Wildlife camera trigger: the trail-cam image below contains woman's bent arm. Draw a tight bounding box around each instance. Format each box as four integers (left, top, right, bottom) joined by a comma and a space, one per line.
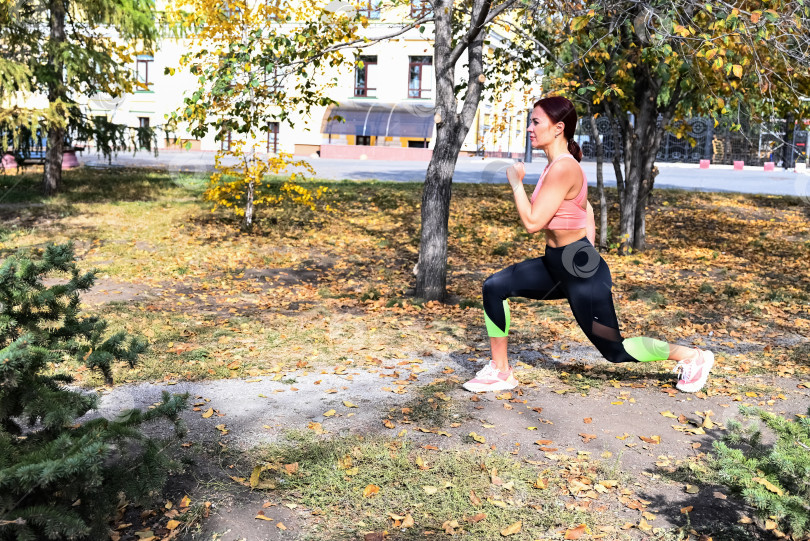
586, 201, 596, 246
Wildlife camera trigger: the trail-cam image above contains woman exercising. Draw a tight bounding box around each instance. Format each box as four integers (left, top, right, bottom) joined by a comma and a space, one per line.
463, 96, 714, 393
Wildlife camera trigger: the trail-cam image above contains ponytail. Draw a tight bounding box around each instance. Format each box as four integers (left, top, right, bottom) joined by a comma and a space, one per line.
567, 139, 582, 162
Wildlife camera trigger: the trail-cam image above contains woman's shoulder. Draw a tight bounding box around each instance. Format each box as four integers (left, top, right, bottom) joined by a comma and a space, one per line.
546, 157, 582, 180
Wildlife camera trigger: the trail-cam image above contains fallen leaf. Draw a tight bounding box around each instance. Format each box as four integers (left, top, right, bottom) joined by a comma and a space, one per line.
467, 513, 486, 523
469, 490, 482, 506
579, 433, 597, 443
249, 466, 262, 488
469, 432, 486, 443
402, 514, 414, 528
363, 484, 380, 498
443, 519, 460, 534
276, 522, 287, 530
500, 521, 522, 536
753, 477, 783, 496
686, 484, 699, 494
583, 417, 592, 424
323, 409, 336, 417
639, 435, 661, 444
681, 506, 693, 514
383, 419, 395, 429
660, 410, 677, 418
565, 524, 587, 539
534, 477, 548, 489
343, 400, 358, 408
202, 408, 214, 419
254, 512, 273, 521
423, 486, 438, 495
713, 491, 727, 500
165, 520, 181, 530
765, 520, 778, 530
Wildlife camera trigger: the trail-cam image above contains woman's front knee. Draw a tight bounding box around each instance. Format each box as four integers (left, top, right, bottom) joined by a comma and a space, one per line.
482, 274, 504, 298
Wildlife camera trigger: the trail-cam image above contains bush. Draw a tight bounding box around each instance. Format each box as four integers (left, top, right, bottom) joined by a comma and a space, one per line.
710, 405, 810, 539
0, 243, 187, 540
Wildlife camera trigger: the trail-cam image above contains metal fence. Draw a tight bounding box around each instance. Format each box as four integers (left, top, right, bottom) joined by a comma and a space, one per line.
572, 116, 808, 167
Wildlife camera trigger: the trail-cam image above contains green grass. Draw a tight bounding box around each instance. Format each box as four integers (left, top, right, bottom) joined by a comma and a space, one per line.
391, 379, 459, 427
252, 431, 615, 540
5, 166, 810, 389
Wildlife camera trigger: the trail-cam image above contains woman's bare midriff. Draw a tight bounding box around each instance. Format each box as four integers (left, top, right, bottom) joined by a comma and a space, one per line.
544, 228, 588, 248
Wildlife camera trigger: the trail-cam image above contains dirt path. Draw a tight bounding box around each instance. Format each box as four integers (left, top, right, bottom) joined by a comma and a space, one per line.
90, 349, 810, 541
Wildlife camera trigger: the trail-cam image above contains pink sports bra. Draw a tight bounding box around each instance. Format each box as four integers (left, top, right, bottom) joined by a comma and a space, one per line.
529, 154, 588, 230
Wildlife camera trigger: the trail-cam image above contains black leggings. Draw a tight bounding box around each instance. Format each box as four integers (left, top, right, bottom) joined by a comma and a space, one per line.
482, 236, 637, 363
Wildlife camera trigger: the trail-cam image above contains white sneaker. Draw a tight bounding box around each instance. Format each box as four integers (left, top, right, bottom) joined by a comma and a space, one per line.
674, 349, 715, 393
462, 362, 519, 393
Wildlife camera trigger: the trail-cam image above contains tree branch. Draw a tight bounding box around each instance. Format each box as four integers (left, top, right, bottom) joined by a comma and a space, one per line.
448, 0, 515, 68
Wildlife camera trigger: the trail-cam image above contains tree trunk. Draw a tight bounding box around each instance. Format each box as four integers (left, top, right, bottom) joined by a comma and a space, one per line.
416, 139, 457, 300
243, 177, 255, 229
783, 113, 795, 170
415, 0, 489, 301
605, 103, 624, 211
618, 79, 666, 255
587, 108, 607, 251
43, 0, 66, 196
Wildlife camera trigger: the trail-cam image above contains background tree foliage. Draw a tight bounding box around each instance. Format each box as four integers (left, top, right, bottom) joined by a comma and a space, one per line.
537, 0, 810, 254
0, 0, 160, 195
165, 0, 429, 229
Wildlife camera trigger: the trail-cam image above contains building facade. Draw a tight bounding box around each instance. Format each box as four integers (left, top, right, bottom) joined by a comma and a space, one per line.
78, 0, 537, 162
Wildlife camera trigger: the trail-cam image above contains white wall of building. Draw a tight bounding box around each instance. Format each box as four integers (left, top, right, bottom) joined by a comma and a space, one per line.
69, 3, 540, 158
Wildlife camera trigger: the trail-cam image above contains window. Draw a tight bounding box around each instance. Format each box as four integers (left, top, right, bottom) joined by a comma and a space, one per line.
357, 0, 382, 19
409, 0, 431, 18
135, 55, 154, 91
356, 135, 372, 145
354, 56, 377, 97
138, 117, 150, 129
408, 56, 432, 99
408, 140, 427, 148
221, 131, 232, 151
267, 122, 279, 154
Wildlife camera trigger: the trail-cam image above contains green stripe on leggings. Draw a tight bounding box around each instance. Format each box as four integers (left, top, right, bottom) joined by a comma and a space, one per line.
485, 300, 510, 337
622, 336, 670, 362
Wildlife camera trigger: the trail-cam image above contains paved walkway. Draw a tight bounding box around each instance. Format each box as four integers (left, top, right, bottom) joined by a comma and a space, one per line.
78, 151, 810, 198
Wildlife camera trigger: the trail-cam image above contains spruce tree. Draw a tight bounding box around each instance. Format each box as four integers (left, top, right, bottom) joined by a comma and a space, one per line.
712, 405, 810, 539
0, 243, 187, 540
